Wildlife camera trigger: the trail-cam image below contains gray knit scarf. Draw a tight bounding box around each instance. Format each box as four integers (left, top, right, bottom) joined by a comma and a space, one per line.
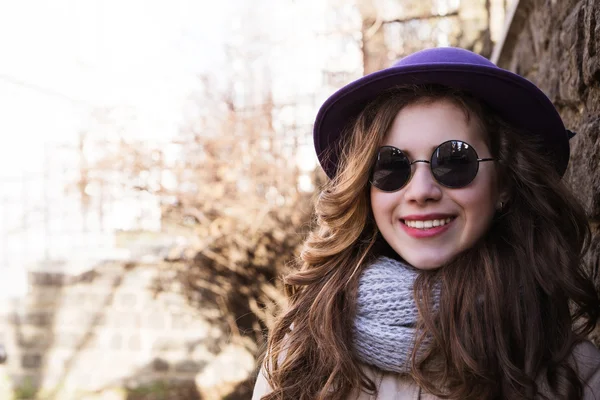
352, 256, 439, 373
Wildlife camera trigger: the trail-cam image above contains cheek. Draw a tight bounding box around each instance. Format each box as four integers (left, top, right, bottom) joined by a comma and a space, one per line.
370, 189, 395, 220
458, 176, 499, 228
462, 193, 496, 220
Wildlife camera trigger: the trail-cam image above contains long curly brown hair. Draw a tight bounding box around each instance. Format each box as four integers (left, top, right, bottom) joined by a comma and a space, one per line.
260, 85, 600, 399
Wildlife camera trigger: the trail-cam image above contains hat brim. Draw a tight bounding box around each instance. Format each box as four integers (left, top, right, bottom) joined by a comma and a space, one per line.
314, 63, 569, 178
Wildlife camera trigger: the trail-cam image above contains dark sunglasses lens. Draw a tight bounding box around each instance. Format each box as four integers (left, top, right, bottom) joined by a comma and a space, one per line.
371, 147, 411, 191
431, 141, 479, 188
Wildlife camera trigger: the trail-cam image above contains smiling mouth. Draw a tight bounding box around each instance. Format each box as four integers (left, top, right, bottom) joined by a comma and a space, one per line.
401, 217, 456, 230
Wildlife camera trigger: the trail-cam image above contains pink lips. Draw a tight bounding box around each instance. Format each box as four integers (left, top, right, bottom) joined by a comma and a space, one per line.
400, 214, 455, 239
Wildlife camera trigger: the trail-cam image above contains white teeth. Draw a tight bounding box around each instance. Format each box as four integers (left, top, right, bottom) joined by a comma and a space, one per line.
404, 217, 453, 229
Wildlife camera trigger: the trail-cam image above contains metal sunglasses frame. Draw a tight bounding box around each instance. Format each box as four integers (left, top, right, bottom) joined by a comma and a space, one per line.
370, 140, 495, 192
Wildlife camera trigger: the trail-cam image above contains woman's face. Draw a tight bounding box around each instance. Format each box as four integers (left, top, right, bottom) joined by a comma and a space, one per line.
370, 99, 503, 270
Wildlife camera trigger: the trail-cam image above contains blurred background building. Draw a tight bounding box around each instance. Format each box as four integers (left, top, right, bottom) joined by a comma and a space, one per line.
7, 0, 599, 399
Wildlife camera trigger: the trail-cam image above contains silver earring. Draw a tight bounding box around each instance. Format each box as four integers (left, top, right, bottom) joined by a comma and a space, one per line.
498, 201, 504, 210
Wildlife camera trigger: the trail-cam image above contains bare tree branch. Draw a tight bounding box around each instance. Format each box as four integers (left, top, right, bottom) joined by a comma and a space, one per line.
382, 10, 460, 25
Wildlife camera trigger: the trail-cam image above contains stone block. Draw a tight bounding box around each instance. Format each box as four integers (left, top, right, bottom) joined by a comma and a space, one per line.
89, 292, 111, 309
582, 0, 600, 85
152, 357, 170, 372
17, 330, 52, 349
510, 23, 537, 78
557, 3, 585, 104
152, 337, 180, 352
564, 116, 600, 218
110, 334, 123, 350
55, 332, 82, 349
11, 311, 54, 327
46, 350, 70, 371
143, 313, 167, 330
28, 272, 68, 287
548, 0, 585, 25
21, 353, 42, 369
10, 373, 40, 390
171, 313, 194, 330
127, 335, 141, 351
528, 4, 551, 57
56, 309, 100, 327
25, 287, 63, 308
110, 312, 141, 329
92, 275, 122, 289
116, 293, 137, 309
0, 345, 6, 364
60, 292, 86, 306
78, 312, 102, 327
584, 226, 600, 284
174, 359, 206, 374
93, 313, 108, 327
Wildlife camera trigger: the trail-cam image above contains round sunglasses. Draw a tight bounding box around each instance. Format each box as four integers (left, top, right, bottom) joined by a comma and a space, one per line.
370, 140, 495, 192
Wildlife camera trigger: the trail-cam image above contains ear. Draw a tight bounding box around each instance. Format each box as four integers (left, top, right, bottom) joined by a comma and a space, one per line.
496, 189, 511, 211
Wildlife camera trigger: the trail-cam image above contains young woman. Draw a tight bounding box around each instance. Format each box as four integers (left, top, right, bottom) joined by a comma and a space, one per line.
252, 47, 600, 399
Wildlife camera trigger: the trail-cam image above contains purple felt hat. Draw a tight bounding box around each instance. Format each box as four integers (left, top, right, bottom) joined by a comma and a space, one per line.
314, 47, 573, 179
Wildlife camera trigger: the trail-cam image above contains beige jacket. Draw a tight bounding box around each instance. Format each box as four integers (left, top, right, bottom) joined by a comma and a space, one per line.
252, 341, 600, 399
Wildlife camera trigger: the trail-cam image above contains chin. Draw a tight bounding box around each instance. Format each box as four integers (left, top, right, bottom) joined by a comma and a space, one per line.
410, 261, 445, 271
400, 253, 452, 270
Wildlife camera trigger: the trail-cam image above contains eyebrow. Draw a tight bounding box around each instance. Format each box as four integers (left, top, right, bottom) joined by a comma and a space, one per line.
385, 145, 437, 159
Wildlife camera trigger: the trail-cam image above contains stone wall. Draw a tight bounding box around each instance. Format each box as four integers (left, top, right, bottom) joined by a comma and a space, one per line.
494, 0, 600, 341
0, 261, 256, 400
360, 0, 497, 74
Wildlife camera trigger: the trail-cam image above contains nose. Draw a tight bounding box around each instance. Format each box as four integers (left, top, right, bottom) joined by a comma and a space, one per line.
403, 162, 443, 204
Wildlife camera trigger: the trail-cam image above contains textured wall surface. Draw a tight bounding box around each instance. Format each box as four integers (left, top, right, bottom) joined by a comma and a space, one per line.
496, 0, 600, 341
